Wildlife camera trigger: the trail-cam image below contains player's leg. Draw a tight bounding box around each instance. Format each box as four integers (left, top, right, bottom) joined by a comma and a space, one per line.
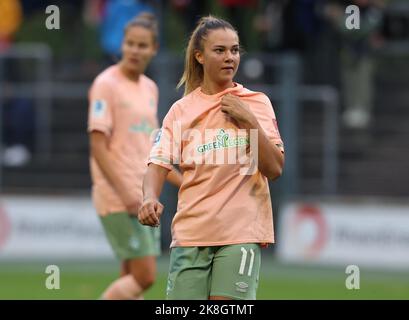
103, 256, 156, 300
102, 272, 144, 300
166, 246, 215, 300
103, 260, 140, 300
120, 260, 129, 277
209, 243, 261, 300
127, 255, 157, 298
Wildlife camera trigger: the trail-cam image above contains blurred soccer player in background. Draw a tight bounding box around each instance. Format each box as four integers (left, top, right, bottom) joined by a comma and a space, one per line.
324, 0, 385, 130
88, 13, 182, 300
138, 16, 284, 300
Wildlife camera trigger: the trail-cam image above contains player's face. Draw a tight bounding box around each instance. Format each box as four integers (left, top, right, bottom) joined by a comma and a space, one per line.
121, 26, 157, 75
195, 28, 240, 87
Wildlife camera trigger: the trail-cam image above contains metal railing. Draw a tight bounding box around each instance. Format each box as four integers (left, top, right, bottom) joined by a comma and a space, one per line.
0, 49, 340, 196
0, 43, 52, 163
247, 83, 339, 196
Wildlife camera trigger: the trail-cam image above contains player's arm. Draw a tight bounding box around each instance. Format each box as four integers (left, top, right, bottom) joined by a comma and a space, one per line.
166, 167, 182, 187
221, 94, 284, 180
138, 163, 169, 227
90, 131, 139, 214
247, 120, 284, 181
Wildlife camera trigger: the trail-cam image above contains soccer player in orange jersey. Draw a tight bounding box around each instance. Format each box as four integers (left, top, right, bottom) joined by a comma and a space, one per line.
138, 16, 284, 300
88, 13, 181, 300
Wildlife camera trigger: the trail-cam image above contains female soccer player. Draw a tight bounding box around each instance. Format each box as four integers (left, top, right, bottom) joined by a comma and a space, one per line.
138, 16, 284, 300
88, 13, 181, 300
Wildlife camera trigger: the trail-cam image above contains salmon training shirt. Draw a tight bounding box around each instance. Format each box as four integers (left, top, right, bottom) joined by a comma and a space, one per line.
149, 83, 284, 247
88, 65, 159, 216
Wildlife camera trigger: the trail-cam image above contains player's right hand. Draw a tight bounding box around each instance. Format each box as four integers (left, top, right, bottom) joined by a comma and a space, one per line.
138, 198, 164, 227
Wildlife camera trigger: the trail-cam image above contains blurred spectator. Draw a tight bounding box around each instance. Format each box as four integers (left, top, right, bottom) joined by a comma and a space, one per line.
324, 0, 385, 130
98, 0, 157, 63
253, 0, 286, 52
280, 0, 325, 53
381, 0, 409, 42
253, 0, 333, 84
83, 0, 106, 26
169, 0, 207, 35
280, 0, 334, 84
2, 96, 34, 167
1, 0, 33, 166
0, 0, 22, 50
218, 0, 259, 50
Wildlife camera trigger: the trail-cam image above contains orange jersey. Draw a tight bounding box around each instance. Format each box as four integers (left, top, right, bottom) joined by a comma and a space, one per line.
88, 65, 159, 216
149, 83, 284, 247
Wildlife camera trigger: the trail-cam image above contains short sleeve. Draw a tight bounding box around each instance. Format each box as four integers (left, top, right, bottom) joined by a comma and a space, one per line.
148, 105, 180, 170
255, 95, 284, 153
87, 78, 114, 136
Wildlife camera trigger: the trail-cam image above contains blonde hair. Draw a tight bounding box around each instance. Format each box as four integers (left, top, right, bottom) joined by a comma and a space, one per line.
124, 12, 159, 43
177, 15, 238, 96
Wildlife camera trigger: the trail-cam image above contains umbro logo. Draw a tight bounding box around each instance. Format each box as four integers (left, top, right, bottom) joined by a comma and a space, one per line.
235, 281, 249, 293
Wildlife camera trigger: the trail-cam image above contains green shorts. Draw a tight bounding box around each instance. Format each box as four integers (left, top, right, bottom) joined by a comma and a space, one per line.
166, 243, 261, 300
99, 212, 161, 260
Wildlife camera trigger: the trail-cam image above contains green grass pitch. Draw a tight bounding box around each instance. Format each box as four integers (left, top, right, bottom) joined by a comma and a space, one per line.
0, 256, 408, 299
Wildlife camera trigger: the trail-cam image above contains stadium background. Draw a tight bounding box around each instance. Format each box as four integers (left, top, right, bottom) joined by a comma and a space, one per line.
1, 0, 409, 299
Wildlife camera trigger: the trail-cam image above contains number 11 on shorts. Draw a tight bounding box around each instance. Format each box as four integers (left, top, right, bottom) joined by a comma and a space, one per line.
239, 247, 255, 276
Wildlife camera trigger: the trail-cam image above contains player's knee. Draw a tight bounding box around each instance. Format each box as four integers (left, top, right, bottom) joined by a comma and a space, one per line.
132, 271, 155, 290
144, 273, 156, 289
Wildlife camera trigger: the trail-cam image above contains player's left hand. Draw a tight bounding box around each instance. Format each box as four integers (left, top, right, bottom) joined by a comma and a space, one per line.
221, 94, 256, 128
